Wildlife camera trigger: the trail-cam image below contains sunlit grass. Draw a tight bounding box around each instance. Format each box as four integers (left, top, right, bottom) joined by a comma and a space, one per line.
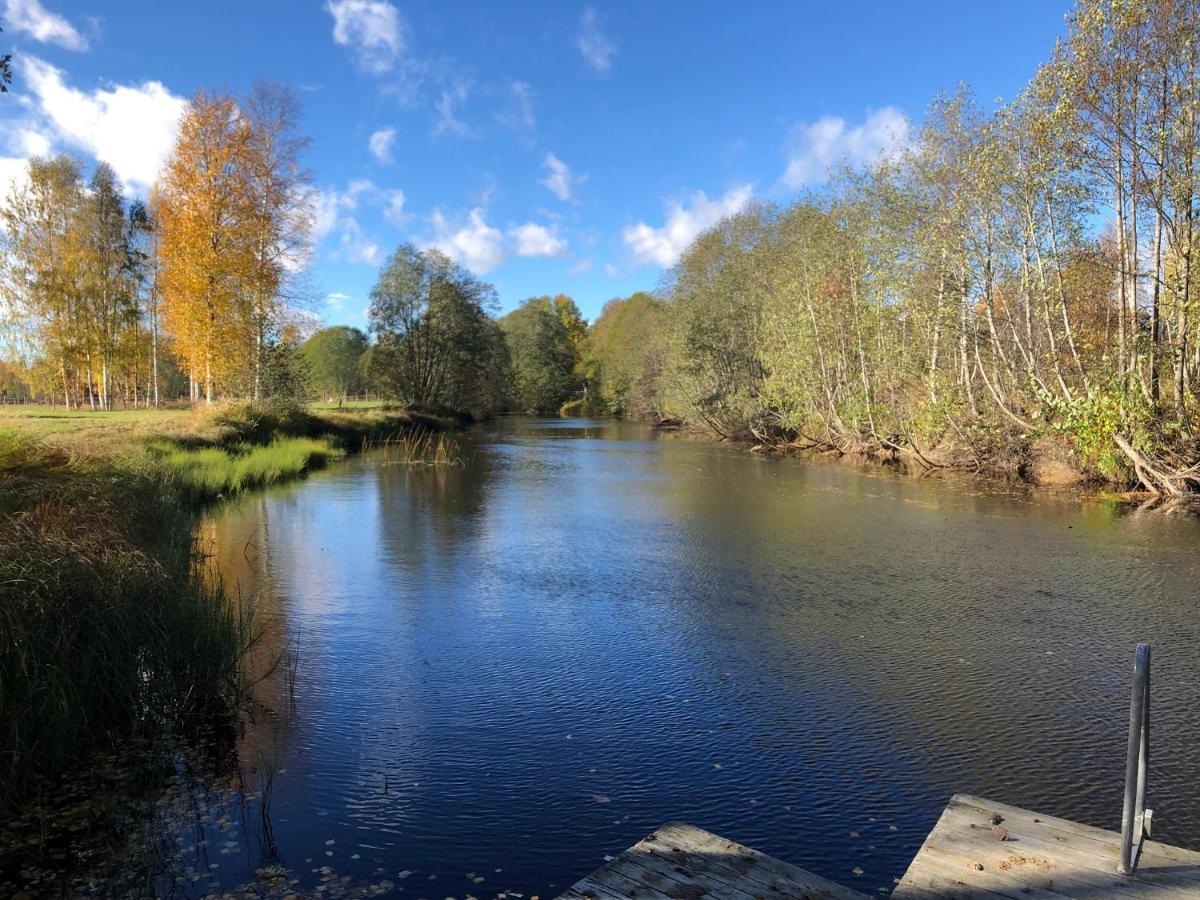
144, 435, 343, 501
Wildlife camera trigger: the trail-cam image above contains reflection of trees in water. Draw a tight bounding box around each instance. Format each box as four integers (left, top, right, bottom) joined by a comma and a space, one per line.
642, 435, 1200, 842
374, 452, 498, 566
197, 495, 298, 872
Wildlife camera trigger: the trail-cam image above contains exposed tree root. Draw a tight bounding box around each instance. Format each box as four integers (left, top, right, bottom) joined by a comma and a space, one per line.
1113, 434, 1200, 498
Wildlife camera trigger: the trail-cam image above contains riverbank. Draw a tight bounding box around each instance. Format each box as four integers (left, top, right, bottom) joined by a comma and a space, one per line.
0, 401, 445, 816
626, 411, 1176, 505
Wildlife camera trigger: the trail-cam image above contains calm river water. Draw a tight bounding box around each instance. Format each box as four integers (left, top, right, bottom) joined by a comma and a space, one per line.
196, 416, 1200, 896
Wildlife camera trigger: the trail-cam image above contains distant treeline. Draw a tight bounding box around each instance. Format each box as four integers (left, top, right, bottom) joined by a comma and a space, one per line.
298, 246, 590, 419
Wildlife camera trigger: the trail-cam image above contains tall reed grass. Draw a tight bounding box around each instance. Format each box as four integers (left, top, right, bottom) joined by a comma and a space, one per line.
365, 427, 469, 466
0, 433, 254, 811
0, 400, 460, 814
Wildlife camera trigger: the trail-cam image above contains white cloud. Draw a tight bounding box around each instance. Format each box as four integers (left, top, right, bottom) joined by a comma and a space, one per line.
622, 184, 753, 268
577, 7, 616, 73
427, 207, 504, 274
337, 224, 381, 265
781, 106, 910, 189
3, 0, 87, 51
540, 152, 583, 202
310, 180, 383, 265
604, 263, 618, 277
569, 258, 594, 275
16, 128, 51, 157
326, 291, 351, 310
311, 182, 365, 241
0, 157, 30, 204
510, 222, 566, 258
19, 56, 187, 193
382, 188, 407, 226
325, 0, 407, 74
500, 80, 535, 132
368, 127, 396, 164
432, 81, 471, 138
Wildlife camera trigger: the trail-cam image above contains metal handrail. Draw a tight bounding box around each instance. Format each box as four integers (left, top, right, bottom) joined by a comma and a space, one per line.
1117, 642, 1152, 875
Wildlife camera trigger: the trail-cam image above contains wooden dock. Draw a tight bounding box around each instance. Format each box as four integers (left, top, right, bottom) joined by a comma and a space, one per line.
556, 821, 869, 900
557, 795, 1200, 900
894, 793, 1200, 898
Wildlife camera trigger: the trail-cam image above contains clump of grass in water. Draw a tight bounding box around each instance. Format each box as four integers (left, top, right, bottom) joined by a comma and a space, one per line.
366, 428, 469, 466
143, 435, 343, 502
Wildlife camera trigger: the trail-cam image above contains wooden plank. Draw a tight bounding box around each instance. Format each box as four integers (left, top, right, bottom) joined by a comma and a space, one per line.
554, 823, 870, 900
936, 802, 1198, 895
648, 822, 867, 900
603, 845, 770, 900
897, 795, 1200, 899
902, 841, 1068, 899
561, 884, 633, 900
892, 868, 1030, 900
557, 800, 1200, 900
578, 863, 677, 900
951, 795, 1200, 868
900, 815, 1150, 899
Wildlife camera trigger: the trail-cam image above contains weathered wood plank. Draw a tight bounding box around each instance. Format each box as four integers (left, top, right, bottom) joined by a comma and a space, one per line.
557, 798, 1200, 900
649, 822, 866, 900
896, 794, 1200, 899
937, 803, 1197, 895
554, 823, 870, 900
951, 795, 1200, 868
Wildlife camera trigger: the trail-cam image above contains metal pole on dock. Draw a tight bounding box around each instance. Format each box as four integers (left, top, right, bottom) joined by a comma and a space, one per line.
1118, 642, 1152, 875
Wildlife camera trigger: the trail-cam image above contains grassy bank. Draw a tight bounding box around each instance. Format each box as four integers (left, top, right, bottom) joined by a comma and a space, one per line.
0, 401, 434, 814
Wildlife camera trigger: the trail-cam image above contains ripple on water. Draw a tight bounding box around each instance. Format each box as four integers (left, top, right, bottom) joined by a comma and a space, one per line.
89, 417, 1200, 895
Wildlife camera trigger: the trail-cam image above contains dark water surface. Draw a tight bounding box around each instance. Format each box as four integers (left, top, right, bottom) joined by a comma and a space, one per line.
197, 417, 1200, 896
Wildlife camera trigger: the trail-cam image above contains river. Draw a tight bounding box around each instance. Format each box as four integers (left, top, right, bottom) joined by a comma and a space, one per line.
193, 416, 1200, 897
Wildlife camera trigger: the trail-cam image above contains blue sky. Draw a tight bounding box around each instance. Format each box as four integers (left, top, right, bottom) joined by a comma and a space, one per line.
0, 0, 1073, 325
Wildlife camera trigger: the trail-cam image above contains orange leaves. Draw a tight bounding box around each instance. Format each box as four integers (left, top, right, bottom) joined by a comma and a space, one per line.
158, 92, 255, 396
156, 85, 309, 400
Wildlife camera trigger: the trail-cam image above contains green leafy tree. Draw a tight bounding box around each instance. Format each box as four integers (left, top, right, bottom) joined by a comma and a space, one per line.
366, 243, 503, 415
586, 292, 667, 416
663, 202, 777, 437
300, 325, 368, 401
499, 297, 578, 413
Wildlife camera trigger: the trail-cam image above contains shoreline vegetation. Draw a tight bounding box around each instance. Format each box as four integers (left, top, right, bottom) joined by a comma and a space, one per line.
0, 400, 451, 819
569, 2, 1200, 499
